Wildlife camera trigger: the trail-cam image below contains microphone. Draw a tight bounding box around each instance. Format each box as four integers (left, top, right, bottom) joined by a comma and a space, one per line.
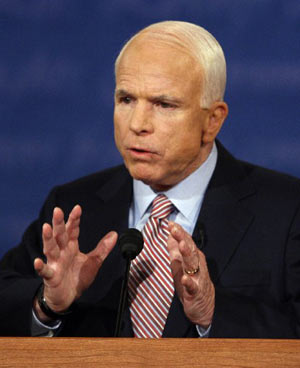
120, 228, 144, 260
114, 228, 143, 337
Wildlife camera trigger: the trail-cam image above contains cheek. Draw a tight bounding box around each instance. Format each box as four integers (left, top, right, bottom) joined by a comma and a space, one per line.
164, 132, 188, 153
113, 119, 124, 152
114, 110, 126, 134
164, 132, 201, 162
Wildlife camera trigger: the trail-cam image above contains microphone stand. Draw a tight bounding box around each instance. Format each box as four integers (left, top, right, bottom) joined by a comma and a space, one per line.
114, 228, 143, 337
114, 257, 131, 337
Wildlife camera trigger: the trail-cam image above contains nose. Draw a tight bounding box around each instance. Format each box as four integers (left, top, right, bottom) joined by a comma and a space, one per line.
129, 101, 153, 135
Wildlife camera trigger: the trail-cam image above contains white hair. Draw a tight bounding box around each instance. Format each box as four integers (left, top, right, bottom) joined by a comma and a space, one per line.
114, 21, 227, 108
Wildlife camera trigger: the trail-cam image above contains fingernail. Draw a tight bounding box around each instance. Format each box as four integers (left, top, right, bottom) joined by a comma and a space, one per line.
173, 224, 179, 233
106, 231, 117, 240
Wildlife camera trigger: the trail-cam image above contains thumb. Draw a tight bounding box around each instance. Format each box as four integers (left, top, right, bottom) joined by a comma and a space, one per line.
88, 231, 118, 266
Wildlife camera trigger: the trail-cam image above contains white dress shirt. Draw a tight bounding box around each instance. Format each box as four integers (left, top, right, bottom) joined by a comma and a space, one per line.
129, 143, 217, 234
129, 143, 217, 337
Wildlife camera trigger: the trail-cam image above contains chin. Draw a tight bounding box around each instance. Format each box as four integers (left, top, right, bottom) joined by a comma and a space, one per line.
125, 162, 173, 190
131, 170, 154, 185
133, 171, 172, 191
127, 165, 156, 185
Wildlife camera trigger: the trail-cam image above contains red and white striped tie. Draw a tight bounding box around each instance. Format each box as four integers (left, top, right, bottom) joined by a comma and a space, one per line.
128, 194, 175, 338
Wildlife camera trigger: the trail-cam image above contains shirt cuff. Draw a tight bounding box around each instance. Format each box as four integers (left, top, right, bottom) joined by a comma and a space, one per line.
31, 308, 62, 337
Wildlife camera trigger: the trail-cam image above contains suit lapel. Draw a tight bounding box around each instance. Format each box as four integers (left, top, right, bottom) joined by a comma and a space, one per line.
200, 142, 256, 282
95, 165, 133, 233
80, 166, 134, 336
199, 189, 254, 283
163, 142, 256, 337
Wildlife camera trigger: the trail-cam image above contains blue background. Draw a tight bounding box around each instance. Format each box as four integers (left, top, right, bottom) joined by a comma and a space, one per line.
1, 0, 300, 257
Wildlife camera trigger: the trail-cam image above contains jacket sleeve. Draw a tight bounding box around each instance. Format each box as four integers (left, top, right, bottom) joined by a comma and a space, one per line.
0, 188, 58, 336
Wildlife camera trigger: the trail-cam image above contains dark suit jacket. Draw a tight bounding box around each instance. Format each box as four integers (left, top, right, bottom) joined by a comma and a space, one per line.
1, 142, 300, 337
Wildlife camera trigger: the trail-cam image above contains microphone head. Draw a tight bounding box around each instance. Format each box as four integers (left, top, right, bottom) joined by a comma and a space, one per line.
119, 228, 144, 260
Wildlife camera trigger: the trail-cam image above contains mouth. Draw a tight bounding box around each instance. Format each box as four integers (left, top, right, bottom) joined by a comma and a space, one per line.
131, 147, 150, 153
127, 146, 156, 159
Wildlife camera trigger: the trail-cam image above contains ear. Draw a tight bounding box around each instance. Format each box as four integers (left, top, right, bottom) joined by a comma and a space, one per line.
202, 102, 229, 144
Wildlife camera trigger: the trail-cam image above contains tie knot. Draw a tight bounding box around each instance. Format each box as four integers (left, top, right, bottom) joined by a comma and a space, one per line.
150, 194, 174, 220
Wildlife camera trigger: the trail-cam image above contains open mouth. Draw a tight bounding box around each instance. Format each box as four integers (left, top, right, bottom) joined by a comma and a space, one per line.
131, 148, 149, 153
128, 147, 155, 158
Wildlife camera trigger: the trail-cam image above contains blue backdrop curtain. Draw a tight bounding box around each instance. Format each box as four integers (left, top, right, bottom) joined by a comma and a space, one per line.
1, 0, 299, 257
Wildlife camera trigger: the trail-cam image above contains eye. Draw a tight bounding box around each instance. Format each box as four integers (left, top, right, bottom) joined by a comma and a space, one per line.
155, 101, 175, 109
119, 96, 132, 104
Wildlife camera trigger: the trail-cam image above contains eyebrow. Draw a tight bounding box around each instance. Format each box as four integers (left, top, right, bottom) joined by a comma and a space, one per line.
115, 89, 131, 97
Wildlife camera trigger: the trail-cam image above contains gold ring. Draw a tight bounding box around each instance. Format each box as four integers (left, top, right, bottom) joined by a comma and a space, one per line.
185, 266, 200, 275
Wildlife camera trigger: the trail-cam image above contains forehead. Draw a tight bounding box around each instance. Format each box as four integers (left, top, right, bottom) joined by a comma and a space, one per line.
115, 36, 202, 96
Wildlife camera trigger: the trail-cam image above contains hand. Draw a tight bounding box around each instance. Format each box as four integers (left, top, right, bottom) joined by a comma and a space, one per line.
33, 205, 117, 320
167, 222, 215, 328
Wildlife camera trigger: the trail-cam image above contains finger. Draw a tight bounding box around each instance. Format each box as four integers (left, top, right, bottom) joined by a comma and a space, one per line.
42, 223, 60, 260
66, 205, 82, 240
179, 239, 200, 273
34, 258, 54, 280
88, 231, 118, 266
167, 232, 184, 281
197, 250, 209, 274
52, 207, 68, 248
169, 222, 199, 273
169, 222, 194, 262
167, 231, 182, 262
181, 274, 198, 296
169, 221, 185, 242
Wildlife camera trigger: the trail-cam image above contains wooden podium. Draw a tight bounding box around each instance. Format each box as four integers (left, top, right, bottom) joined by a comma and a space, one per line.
0, 338, 300, 367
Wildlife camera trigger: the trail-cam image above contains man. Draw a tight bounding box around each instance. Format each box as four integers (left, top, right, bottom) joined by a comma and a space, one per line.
1, 21, 300, 338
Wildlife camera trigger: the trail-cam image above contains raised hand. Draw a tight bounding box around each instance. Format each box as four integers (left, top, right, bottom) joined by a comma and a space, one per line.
167, 222, 215, 329
33, 205, 117, 320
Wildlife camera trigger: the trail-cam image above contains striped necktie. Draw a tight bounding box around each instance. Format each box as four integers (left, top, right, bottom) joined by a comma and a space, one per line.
128, 194, 175, 338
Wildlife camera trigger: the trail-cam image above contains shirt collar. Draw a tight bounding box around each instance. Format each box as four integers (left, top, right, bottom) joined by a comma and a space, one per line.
133, 142, 218, 223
